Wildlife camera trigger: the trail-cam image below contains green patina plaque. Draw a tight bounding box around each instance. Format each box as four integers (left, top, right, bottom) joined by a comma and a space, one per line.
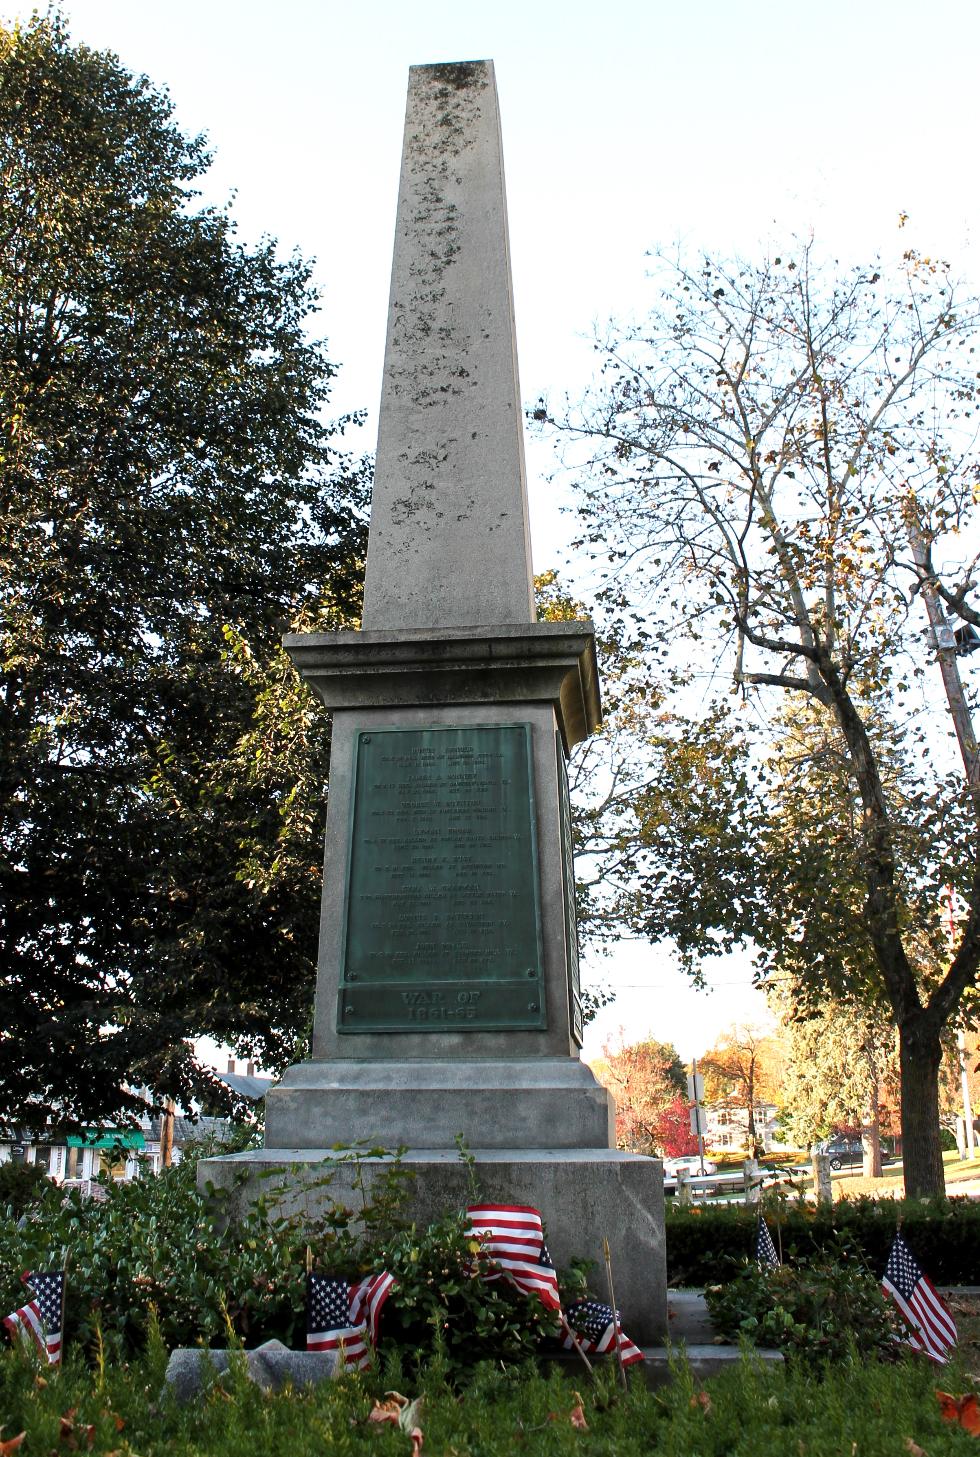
555, 732, 583, 1047
338, 724, 545, 1033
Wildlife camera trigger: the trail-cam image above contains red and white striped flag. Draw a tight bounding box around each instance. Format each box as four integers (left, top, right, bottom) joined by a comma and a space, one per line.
882, 1232, 957, 1364
466, 1204, 561, 1311
561, 1298, 645, 1366
349, 1270, 397, 1346
3, 1271, 63, 1366
306, 1270, 397, 1370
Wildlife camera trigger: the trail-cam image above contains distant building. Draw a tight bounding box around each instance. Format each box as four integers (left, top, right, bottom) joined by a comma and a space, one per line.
0, 1059, 270, 1187
0, 1113, 232, 1186
703, 1101, 792, 1154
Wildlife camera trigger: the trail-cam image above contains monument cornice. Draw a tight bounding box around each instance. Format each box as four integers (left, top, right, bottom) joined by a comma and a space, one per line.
283, 620, 601, 751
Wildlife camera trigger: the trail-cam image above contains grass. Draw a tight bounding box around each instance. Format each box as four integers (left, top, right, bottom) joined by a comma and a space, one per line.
708, 1148, 980, 1201
2, 1334, 980, 1457
832, 1149, 980, 1200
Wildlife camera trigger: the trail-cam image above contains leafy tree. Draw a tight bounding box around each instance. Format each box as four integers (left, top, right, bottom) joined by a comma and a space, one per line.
776, 997, 900, 1174
698, 1023, 783, 1155
0, 14, 369, 1127
590, 1034, 687, 1154
652, 1095, 700, 1158
544, 242, 980, 1196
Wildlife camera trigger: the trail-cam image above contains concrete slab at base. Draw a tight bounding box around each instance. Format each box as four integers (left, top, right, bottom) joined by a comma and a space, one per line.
546, 1345, 784, 1388
163, 1342, 339, 1403
198, 1146, 667, 1344
263, 1058, 615, 1150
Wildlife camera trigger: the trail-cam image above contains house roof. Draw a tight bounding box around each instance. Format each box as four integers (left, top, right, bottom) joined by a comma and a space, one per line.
147, 1114, 231, 1145
217, 1072, 273, 1101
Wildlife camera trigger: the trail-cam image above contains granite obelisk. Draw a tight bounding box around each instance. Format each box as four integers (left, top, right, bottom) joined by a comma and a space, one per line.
200, 61, 666, 1341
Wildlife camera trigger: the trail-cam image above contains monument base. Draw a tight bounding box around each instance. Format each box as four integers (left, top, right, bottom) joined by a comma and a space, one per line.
197, 1146, 667, 1343
263, 1058, 615, 1150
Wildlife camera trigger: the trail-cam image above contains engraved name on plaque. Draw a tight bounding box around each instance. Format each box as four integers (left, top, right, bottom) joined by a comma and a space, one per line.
338, 724, 545, 1032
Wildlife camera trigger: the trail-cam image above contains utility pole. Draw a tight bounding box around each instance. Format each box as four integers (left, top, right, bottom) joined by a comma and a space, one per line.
687, 1060, 706, 1174
159, 1098, 175, 1169
912, 527, 980, 1164
908, 525, 980, 788
947, 885, 978, 1160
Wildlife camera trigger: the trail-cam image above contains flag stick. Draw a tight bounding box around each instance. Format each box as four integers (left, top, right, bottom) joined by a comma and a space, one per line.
498, 1269, 592, 1377
59, 1249, 70, 1371
557, 1310, 594, 1377
602, 1237, 628, 1390
305, 1245, 313, 1275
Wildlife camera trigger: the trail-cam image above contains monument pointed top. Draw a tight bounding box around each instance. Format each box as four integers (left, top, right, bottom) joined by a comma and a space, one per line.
360, 59, 537, 632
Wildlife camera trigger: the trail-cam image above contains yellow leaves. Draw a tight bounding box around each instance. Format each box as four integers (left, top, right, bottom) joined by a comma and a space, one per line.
689, 1389, 712, 1415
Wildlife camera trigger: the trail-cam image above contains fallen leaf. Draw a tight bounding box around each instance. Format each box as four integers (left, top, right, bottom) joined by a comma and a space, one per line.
368, 1400, 402, 1426
368, 1391, 424, 1453
398, 1399, 423, 1440
58, 1412, 96, 1451
0, 1434, 25, 1457
569, 1394, 588, 1432
936, 1389, 980, 1434
689, 1390, 712, 1415
904, 1440, 928, 1457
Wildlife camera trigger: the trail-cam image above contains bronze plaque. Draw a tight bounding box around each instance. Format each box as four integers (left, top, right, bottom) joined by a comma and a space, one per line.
556, 732, 583, 1046
338, 724, 545, 1033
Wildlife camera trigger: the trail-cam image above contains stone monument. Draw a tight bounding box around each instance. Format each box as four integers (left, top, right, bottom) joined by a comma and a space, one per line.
199, 59, 666, 1342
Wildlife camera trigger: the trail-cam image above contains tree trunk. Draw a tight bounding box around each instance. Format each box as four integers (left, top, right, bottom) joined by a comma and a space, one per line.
861, 1121, 882, 1179
862, 1062, 883, 1178
899, 1015, 945, 1198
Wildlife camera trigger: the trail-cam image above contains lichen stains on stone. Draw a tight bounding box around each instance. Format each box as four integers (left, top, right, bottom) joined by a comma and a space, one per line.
417, 61, 488, 90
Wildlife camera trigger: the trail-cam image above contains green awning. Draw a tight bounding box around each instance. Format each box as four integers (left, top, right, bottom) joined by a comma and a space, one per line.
66, 1131, 145, 1151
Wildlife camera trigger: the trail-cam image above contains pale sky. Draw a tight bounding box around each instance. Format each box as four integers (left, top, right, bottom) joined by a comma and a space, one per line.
19, 0, 975, 1063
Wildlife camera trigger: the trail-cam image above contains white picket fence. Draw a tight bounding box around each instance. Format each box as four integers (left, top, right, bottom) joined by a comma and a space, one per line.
664, 1161, 814, 1204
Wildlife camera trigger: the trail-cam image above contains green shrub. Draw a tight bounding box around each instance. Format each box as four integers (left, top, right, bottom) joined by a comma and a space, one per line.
703, 1241, 904, 1362
0, 1144, 549, 1376
0, 1159, 49, 1214
666, 1195, 980, 1285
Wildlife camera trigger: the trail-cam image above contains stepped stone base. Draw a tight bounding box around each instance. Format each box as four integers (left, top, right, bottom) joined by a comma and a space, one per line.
263, 1058, 615, 1150
197, 1146, 667, 1343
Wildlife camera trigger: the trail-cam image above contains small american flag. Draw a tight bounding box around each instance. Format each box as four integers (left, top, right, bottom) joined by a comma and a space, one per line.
466, 1204, 561, 1311
562, 1298, 644, 1366
349, 1270, 397, 1346
756, 1216, 780, 1269
3, 1271, 63, 1365
881, 1232, 957, 1364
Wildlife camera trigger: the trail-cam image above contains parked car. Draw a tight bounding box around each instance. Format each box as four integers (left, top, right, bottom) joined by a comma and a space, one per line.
662, 1156, 718, 1177
816, 1136, 894, 1171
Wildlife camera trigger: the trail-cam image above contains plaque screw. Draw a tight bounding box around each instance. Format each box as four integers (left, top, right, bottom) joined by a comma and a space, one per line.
526, 969, 535, 978
363, 736, 371, 743
527, 1002, 538, 1011
348, 974, 357, 982
345, 1005, 355, 1014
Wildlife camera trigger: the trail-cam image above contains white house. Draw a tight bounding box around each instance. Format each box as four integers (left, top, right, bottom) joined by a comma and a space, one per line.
703, 1101, 793, 1154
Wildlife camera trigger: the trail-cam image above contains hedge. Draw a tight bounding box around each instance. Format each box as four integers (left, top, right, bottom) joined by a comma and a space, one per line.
666, 1196, 980, 1286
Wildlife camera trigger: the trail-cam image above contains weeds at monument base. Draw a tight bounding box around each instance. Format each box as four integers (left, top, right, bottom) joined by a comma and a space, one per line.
0, 1326, 976, 1457
0, 1143, 586, 1372
703, 1241, 907, 1363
